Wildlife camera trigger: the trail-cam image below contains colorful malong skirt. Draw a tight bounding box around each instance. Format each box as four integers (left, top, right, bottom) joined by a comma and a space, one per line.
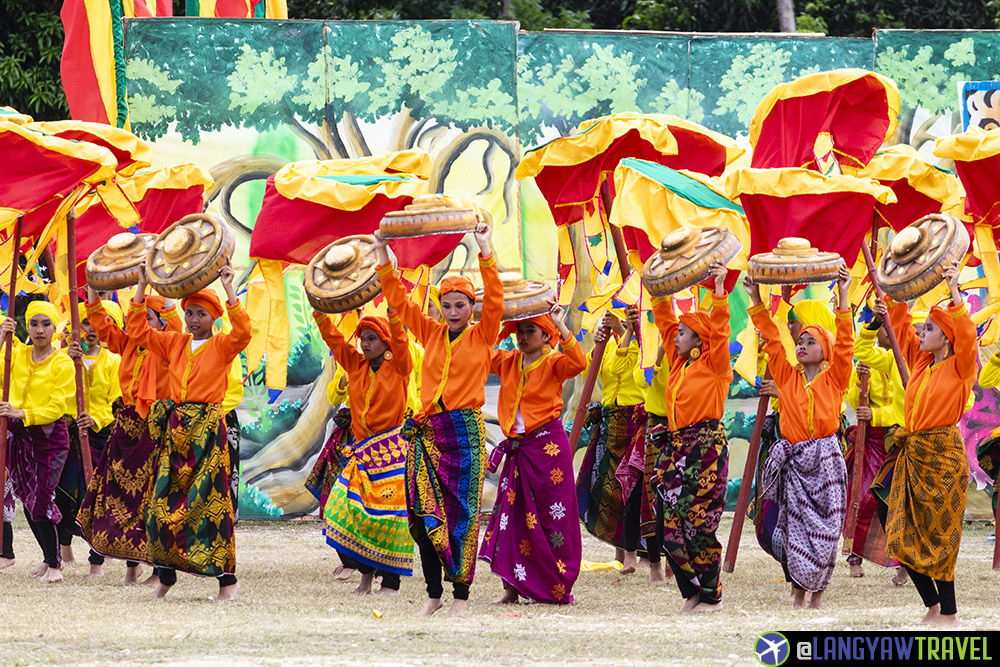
615, 413, 660, 540
305, 407, 352, 511
575, 403, 647, 548
324, 423, 414, 576
77, 399, 158, 562
976, 432, 1000, 515
59, 420, 111, 516
652, 418, 728, 603
6, 418, 70, 522
843, 425, 896, 568
885, 425, 968, 582
755, 433, 847, 592
479, 418, 582, 603
404, 407, 486, 586
146, 400, 236, 577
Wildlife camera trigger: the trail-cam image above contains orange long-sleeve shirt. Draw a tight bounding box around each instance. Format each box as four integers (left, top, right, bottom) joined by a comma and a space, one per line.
377, 253, 502, 416
125, 299, 252, 405
653, 294, 733, 430
490, 337, 586, 438
314, 311, 412, 441
750, 302, 854, 444
887, 299, 977, 431
86, 298, 182, 412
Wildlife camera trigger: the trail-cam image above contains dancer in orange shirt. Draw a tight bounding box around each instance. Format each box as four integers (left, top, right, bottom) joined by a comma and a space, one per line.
374, 221, 501, 617
479, 304, 586, 604
745, 267, 853, 610
128, 264, 251, 601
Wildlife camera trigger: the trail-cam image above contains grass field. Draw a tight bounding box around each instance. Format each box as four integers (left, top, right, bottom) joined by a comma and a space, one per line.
0, 516, 996, 665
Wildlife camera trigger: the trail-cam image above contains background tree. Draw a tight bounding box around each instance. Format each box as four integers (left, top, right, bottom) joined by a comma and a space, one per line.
0, 0, 68, 120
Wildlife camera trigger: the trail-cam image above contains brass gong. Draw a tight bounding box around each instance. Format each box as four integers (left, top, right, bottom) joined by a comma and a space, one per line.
145, 214, 235, 299
379, 194, 482, 239
641, 227, 741, 297
877, 214, 969, 301
85, 232, 157, 290
747, 237, 846, 285
304, 235, 392, 314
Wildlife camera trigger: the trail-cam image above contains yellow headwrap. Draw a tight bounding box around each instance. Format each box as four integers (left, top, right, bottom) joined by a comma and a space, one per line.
911, 311, 928, 325
25, 301, 59, 326
788, 299, 836, 335
428, 285, 441, 313
100, 300, 124, 329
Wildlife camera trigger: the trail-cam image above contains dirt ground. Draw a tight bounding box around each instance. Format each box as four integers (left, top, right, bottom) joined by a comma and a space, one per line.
0, 516, 996, 666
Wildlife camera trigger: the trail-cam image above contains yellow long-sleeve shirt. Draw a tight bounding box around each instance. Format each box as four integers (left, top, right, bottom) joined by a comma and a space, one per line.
846, 326, 904, 428
587, 336, 644, 407
65, 346, 122, 431
980, 351, 1000, 389
1, 339, 75, 426
222, 358, 244, 414
635, 360, 670, 418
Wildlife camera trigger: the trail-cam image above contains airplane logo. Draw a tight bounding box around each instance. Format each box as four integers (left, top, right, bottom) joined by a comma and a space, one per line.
755, 632, 790, 666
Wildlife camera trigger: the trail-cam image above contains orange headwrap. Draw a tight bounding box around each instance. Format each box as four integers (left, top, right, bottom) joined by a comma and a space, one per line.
144, 294, 172, 315
181, 289, 223, 321
679, 312, 711, 353
927, 305, 958, 344
801, 324, 835, 362
440, 276, 476, 303
357, 316, 391, 345
498, 314, 561, 348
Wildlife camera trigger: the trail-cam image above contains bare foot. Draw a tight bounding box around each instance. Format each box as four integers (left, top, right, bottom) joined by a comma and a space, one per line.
418, 597, 444, 617
140, 573, 159, 586
376, 586, 400, 596
41, 566, 63, 583
615, 547, 625, 564
61, 544, 75, 564
354, 572, 374, 595
927, 613, 959, 627
919, 603, 941, 625
124, 566, 142, 586
638, 557, 651, 570
649, 562, 665, 583
791, 589, 807, 610
492, 585, 519, 604
216, 581, 239, 602
29, 562, 48, 578
680, 596, 700, 613
447, 599, 468, 617
148, 583, 171, 600
621, 550, 638, 574
0, 557, 15, 570
892, 568, 909, 587
807, 590, 823, 610
332, 565, 355, 581
692, 600, 722, 613
849, 562, 864, 578
89, 564, 104, 578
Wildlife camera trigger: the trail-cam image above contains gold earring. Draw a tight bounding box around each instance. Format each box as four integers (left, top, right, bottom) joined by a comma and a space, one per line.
689, 348, 701, 360
384, 351, 393, 360
820, 360, 830, 371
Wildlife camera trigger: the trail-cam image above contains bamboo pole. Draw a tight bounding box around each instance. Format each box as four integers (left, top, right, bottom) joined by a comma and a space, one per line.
66, 210, 93, 483
0, 215, 24, 502
723, 370, 771, 573
842, 366, 870, 556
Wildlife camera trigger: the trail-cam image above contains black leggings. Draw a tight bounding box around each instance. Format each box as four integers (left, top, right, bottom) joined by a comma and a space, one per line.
624, 480, 661, 562
1, 521, 13, 560
875, 493, 957, 615
24, 509, 60, 568
157, 568, 237, 588
88, 549, 139, 568
55, 488, 78, 548
412, 521, 469, 600
339, 552, 400, 590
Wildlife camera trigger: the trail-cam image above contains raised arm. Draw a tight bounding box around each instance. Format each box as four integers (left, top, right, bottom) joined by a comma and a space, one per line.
879, 297, 921, 369
313, 311, 363, 372
942, 261, 977, 380
829, 267, 855, 391
85, 289, 128, 354
706, 261, 733, 377
550, 304, 586, 379
853, 324, 894, 376
745, 276, 794, 387
387, 310, 413, 377
472, 223, 503, 344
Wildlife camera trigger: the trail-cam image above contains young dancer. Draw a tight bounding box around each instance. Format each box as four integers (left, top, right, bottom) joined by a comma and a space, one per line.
373, 221, 501, 617
576, 309, 647, 571
844, 308, 905, 582
745, 267, 853, 610
480, 304, 586, 604
312, 308, 414, 595
77, 289, 180, 585
0, 301, 75, 583
61, 303, 122, 571
874, 262, 975, 626
128, 264, 250, 601
649, 262, 732, 613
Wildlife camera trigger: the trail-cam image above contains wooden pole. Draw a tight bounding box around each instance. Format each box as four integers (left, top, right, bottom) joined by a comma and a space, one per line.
722, 370, 771, 573
568, 186, 635, 451
66, 210, 93, 483
842, 367, 870, 555
0, 215, 24, 503
860, 242, 909, 387
993, 487, 1000, 569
